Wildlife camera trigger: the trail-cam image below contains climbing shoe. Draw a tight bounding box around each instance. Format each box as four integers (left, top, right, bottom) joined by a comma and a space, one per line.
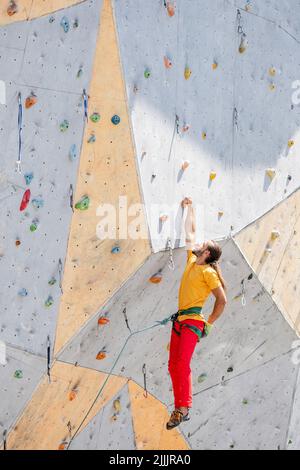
166, 410, 190, 430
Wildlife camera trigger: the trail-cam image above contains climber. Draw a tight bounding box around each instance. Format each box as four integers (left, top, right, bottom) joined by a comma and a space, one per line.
166, 197, 227, 430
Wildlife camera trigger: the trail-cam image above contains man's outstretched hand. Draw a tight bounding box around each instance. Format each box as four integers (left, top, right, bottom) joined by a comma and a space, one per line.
181, 197, 193, 208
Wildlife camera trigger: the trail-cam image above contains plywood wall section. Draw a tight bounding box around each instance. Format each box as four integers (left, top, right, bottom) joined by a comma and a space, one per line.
54, 0, 151, 355
234, 189, 300, 333
7, 361, 127, 450
0, 0, 83, 25
128, 381, 189, 451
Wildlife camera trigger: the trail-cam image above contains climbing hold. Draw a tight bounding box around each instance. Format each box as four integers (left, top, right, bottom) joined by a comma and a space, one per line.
159, 214, 168, 222
69, 144, 77, 161
32, 198, 44, 209
96, 351, 106, 360
271, 230, 280, 240
30, 219, 39, 232
227, 366, 233, 373
184, 66, 192, 80
14, 370, 23, 379
144, 69, 151, 79
25, 94, 37, 109
166, 342, 170, 351
24, 172, 34, 185
212, 61, 218, 70
111, 245, 121, 254
242, 398, 248, 405
269, 67, 276, 76
181, 160, 190, 170
68, 390, 77, 401
111, 115, 121, 125
87, 133, 96, 143
209, 171, 217, 181
239, 34, 247, 54
182, 124, 190, 133
60, 120, 69, 132
15, 239, 21, 247
58, 442, 68, 451
245, 1, 251, 11
269, 83, 276, 91
75, 195, 90, 211
265, 247, 272, 254
60, 16, 70, 33
77, 67, 83, 78
164, 56, 172, 69
197, 373, 207, 383
45, 295, 54, 308
218, 211, 224, 217
98, 316, 110, 325
73, 18, 79, 29
202, 131, 207, 140
266, 168, 276, 180
288, 140, 295, 148
49, 16, 55, 23
7, 1, 18, 16
287, 175, 292, 181
18, 288, 28, 297
90, 112, 100, 123
113, 399, 121, 413
149, 272, 162, 284
166, 1, 175, 17
19, 189, 31, 211
48, 277, 57, 286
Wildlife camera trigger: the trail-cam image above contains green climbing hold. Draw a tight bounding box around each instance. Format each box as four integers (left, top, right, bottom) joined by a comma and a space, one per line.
197, 373, 207, 383
30, 219, 38, 232
45, 295, 54, 308
14, 370, 23, 379
242, 398, 248, 405
90, 112, 100, 123
144, 69, 151, 79
111, 115, 121, 125
75, 195, 90, 211
48, 277, 57, 286
77, 67, 83, 78
60, 120, 69, 132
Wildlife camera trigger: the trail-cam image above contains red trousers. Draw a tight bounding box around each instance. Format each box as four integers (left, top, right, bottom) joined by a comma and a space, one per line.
168, 319, 205, 409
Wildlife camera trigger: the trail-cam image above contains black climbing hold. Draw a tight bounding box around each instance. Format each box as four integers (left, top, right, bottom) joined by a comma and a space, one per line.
248, 273, 253, 280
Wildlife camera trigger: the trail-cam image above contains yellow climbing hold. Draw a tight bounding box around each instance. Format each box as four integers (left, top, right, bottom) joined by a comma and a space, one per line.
210, 171, 217, 181
239, 35, 247, 54
212, 61, 218, 70
167, 342, 170, 351
288, 140, 295, 148
202, 131, 207, 140
271, 230, 280, 240
269, 83, 276, 91
184, 67, 192, 80
269, 67, 276, 77
113, 399, 121, 413
266, 168, 276, 180
218, 211, 224, 217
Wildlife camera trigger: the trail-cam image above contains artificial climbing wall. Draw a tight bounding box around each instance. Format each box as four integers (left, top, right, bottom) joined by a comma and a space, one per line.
2, 0, 300, 451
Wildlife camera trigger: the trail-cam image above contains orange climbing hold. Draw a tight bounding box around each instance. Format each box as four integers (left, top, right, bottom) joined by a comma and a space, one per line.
166, 2, 175, 17
7, 1, 18, 16
58, 442, 67, 450
164, 56, 172, 69
96, 351, 106, 360
149, 273, 162, 284
25, 94, 37, 109
212, 61, 218, 70
68, 390, 77, 401
181, 160, 190, 170
98, 316, 110, 325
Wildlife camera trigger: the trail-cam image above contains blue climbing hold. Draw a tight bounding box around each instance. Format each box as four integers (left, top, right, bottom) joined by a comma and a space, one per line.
18, 288, 28, 297
111, 115, 121, 125
111, 245, 121, 254
60, 16, 70, 33
32, 198, 44, 209
24, 172, 34, 185
69, 144, 77, 161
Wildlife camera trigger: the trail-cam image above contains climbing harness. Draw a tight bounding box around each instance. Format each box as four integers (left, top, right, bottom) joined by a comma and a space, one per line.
171, 307, 205, 342
16, 93, 23, 173
142, 364, 148, 398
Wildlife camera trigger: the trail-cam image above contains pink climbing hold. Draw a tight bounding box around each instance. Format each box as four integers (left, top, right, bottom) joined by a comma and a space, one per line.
19, 189, 31, 211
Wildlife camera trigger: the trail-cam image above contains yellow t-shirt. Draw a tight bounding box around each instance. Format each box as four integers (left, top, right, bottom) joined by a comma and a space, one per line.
178, 250, 221, 322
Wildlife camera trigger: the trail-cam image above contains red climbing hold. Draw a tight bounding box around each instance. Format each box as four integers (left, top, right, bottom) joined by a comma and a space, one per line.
96, 351, 106, 360
98, 317, 110, 325
19, 189, 31, 211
